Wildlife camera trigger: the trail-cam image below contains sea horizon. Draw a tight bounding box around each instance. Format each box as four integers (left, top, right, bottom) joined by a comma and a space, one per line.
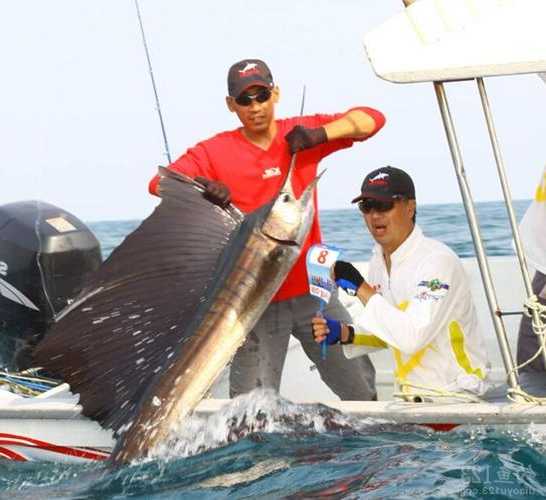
84, 198, 533, 224
88, 198, 533, 262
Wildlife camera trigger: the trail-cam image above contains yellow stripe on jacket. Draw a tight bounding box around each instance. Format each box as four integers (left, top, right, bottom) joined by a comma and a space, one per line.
449, 320, 485, 379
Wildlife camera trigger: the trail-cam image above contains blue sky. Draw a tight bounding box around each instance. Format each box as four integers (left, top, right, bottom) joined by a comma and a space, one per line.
1, 0, 544, 221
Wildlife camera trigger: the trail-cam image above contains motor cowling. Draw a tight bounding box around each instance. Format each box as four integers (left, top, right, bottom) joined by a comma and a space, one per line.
0, 201, 102, 369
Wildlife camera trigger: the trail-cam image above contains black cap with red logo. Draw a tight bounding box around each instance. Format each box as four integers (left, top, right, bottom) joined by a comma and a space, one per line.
227, 59, 274, 98
351, 166, 416, 203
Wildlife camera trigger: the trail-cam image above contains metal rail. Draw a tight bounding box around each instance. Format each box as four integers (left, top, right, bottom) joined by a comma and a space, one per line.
476, 78, 546, 368
433, 82, 521, 392
399, 0, 530, 394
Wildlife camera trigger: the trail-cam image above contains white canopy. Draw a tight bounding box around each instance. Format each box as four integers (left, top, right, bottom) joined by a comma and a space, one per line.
364, 0, 546, 83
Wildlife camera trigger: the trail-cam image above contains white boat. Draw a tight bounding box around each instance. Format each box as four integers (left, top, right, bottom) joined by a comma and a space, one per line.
2, 0, 546, 462
1, 257, 545, 462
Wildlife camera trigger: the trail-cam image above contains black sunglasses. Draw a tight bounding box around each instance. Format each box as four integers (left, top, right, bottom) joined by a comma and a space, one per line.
235, 88, 272, 106
358, 198, 397, 214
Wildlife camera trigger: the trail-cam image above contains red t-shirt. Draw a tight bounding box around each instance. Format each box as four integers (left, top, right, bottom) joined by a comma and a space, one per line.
149, 107, 385, 302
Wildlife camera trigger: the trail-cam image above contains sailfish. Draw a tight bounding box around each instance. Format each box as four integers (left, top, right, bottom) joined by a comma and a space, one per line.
33, 162, 319, 465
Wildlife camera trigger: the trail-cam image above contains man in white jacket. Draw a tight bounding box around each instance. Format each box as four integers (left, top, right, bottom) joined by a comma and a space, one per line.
517, 165, 546, 373
312, 166, 490, 401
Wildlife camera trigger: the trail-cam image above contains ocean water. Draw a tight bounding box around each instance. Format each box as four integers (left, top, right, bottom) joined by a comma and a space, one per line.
89, 199, 532, 260
2, 391, 546, 499
3, 200, 546, 499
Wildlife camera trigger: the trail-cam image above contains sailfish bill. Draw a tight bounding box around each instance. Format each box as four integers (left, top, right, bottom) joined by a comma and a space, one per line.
33, 163, 319, 465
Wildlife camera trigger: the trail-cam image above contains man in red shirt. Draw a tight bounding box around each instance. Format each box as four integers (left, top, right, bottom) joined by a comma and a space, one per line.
149, 59, 385, 400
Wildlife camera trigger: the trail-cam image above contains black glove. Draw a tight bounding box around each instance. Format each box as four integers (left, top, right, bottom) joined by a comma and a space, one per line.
194, 176, 231, 208
333, 260, 365, 295
285, 125, 327, 154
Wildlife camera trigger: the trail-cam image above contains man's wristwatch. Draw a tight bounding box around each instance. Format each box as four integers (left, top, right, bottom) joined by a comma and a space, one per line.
340, 325, 355, 345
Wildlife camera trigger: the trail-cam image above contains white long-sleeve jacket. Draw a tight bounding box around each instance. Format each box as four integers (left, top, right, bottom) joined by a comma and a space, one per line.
343, 225, 490, 397
520, 165, 546, 275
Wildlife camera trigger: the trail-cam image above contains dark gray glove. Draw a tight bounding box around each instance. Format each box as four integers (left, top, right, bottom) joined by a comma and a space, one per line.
285, 125, 327, 154
333, 260, 365, 295
194, 176, 231, 208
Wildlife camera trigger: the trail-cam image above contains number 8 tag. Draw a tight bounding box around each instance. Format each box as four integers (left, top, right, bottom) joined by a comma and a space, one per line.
306, 244, 342, 306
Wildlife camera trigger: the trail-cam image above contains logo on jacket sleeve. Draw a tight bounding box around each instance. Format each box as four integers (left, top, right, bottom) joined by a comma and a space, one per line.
415, 278, 450, 302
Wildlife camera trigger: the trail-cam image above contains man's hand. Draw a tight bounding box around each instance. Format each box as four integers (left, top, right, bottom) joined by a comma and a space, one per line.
333, 260, 365, 295
285, 125, 327, 154
312, 315, 343, 345
194, 176, 231, 208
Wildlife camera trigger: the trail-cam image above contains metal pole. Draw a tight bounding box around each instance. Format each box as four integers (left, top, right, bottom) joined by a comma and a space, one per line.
433, 81, 521, 391
476, 78, 546, 368
134, 0, 172, 164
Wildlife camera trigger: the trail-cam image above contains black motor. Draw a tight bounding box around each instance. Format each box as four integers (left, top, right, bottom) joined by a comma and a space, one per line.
0, 201, 102, 369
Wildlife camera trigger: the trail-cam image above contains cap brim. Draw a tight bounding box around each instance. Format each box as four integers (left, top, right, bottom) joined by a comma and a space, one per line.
351, 192, 396, 203
233, 81, 272, 98
243, 81, 269, 90
351, 194, 364, 204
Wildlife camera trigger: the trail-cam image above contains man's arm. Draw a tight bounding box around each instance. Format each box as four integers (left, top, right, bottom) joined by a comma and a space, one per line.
311, 315, 387, 355
285, 107, 385, 154
323, 108, 385, 141
149, 144, 212, 196
147, 142, 230, 207
351, 253, 461, 355
316, 254, 463, 359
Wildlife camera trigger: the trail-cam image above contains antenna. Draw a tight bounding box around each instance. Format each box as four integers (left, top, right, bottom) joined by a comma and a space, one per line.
134, 0, 172, 164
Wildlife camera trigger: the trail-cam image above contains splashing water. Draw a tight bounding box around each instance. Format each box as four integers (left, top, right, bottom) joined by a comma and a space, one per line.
151, 389, 382, 460
2, 390, 546, 499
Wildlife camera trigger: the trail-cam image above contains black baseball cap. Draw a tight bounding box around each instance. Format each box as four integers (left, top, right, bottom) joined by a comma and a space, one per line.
227, 59, 274, 98
351, 166, 416, 203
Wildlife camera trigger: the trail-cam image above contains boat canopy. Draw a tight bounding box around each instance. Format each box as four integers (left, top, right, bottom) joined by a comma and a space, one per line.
364, 0, 546, 83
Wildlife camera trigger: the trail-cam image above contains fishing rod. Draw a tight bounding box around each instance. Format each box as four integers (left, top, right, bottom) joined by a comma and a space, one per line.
287, 85, 331, 361
299, 84, 307, 116
134, 0, 172, 164
287, 84, 307, 173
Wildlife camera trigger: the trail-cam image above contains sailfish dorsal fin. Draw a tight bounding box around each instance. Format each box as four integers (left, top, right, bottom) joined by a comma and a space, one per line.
33, 171, 244, 433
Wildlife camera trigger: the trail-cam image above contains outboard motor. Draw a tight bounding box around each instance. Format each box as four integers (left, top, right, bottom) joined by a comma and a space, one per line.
0, 201, 102, 369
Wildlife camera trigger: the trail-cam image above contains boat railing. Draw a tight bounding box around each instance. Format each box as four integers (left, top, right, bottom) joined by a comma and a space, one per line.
368, 0, 546, 402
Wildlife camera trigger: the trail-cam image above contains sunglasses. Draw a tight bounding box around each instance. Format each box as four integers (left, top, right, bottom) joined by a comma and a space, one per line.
235, 88, 272, 106
357, 198, 397, 214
